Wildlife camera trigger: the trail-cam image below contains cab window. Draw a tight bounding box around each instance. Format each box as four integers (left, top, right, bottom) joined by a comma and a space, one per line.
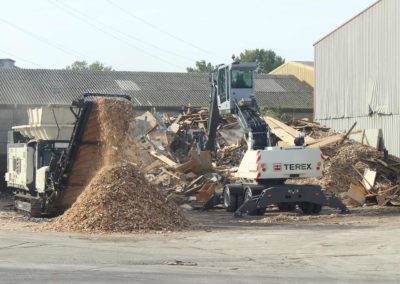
231, 70, 253, 88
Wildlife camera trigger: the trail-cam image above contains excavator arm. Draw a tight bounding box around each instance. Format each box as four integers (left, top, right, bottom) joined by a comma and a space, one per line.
202, 62, 273, 153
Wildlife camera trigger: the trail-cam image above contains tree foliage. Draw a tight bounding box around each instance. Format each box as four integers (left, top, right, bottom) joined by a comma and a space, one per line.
239, 49, 284, 73
65, 60, 114, 71
186, 60, 214, 73
187, 49, 284, 74
261, 107, 290, 122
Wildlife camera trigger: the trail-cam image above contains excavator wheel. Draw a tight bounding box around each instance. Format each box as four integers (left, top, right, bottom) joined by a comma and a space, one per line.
313, 204, 322, 214
244, 187, 266, 216
223, 187, 237, 212
278, 203, 296, 212
300, 202, 322, 215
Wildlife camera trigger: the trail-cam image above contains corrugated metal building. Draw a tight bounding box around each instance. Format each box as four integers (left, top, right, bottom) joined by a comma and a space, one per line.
314, 0, 400, 156
0, 68, 314, 189
270, 61, 314, 87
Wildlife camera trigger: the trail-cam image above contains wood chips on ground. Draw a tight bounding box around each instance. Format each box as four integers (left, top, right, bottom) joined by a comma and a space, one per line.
52, 98, 189, 233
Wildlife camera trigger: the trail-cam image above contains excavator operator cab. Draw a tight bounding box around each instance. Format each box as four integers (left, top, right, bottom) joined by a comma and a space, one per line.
213, 62, 257, 115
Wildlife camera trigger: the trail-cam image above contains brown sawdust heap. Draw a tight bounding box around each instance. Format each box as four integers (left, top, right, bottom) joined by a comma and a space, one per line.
52, 98, 189, 232
292, 141, 383, 194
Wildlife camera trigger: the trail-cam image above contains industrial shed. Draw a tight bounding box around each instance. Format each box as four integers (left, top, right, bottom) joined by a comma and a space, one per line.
314, 0, 400, 156
270, 61, 314, 87
0, 68, 313, 189
0, 69, 313, 153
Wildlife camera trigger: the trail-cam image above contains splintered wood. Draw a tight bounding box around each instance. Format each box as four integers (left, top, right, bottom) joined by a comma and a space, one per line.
53, 98, 189, 233
265, 116, 316, 146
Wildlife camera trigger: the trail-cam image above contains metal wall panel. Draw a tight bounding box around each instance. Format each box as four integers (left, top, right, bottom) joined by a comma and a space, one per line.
315, 0, 400, 120
319, 114, 400, 157
315, 0, 400, 157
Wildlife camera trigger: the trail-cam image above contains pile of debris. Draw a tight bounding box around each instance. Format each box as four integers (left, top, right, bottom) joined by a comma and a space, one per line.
134, 107, 251, 207
53, 98, 189, 232
271, 118, 400, 207
133, 106, 400, 210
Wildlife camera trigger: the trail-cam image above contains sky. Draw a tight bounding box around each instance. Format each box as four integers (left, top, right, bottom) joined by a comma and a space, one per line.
0, 0, 376, 72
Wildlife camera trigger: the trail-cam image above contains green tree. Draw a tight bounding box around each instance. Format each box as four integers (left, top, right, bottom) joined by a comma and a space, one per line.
239, 49, 284, 73
186, 60, 214, 73
65, 60, 114, 71
261, 107, 290, 122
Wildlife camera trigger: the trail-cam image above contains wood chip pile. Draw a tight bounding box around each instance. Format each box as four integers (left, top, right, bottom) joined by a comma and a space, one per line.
52, 98, 189, 232
52, 163, 188, 232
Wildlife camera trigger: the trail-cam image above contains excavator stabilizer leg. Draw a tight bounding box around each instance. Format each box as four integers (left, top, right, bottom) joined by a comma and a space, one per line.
234, 184, 349, 217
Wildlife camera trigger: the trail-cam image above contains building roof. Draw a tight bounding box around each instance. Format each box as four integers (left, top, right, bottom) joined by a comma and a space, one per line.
0, 69, 313, 110
293, 61, 314, 67
269, 61, 314, 75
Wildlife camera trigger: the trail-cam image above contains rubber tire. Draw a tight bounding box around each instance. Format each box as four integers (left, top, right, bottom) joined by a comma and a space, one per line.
244, 187, 266, 216
224, 187, 237, 212
301, 202, 321, 215
278, 203, 296, 212
237, 194, 244, 209
312, 204, 322, 214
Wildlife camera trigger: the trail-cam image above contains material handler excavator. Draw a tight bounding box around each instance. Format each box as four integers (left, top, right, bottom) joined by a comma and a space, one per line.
201, 59, 348, 216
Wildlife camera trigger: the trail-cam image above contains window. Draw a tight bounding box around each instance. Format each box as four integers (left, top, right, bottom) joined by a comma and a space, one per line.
218, 69, 227, 103
231, 70, 253, 89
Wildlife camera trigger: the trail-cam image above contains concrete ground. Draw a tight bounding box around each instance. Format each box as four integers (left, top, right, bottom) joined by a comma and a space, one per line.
0, 196, 400, 283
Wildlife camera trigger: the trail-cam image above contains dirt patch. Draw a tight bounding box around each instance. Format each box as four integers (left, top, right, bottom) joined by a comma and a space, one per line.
234, 206, 400, 226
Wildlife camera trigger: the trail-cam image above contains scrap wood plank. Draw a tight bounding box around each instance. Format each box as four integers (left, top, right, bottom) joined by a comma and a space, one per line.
150, 151, 177, 168
351, 165, 374, 191
190, 150, 213, 174
184, 184, 204, 196
195, 182, 217, 203
265, 116, 316, 145
375, 158, 400, 174
143, 160, 162, 172
347, 183, 367, 205
309, 122, 357, 148
265, 116, 297, 145
176, 159, 197, 174
265, 116, 299, 137
185, 175, 204, 190
377, 185, 400, 206
379, 185, 399, 195
135, 111, 159, 133
362, 169, 377, 191
174, 114, 183, 124
161, 167, 181, 180
307, 134, 344, 149
169, 122, 180, 133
